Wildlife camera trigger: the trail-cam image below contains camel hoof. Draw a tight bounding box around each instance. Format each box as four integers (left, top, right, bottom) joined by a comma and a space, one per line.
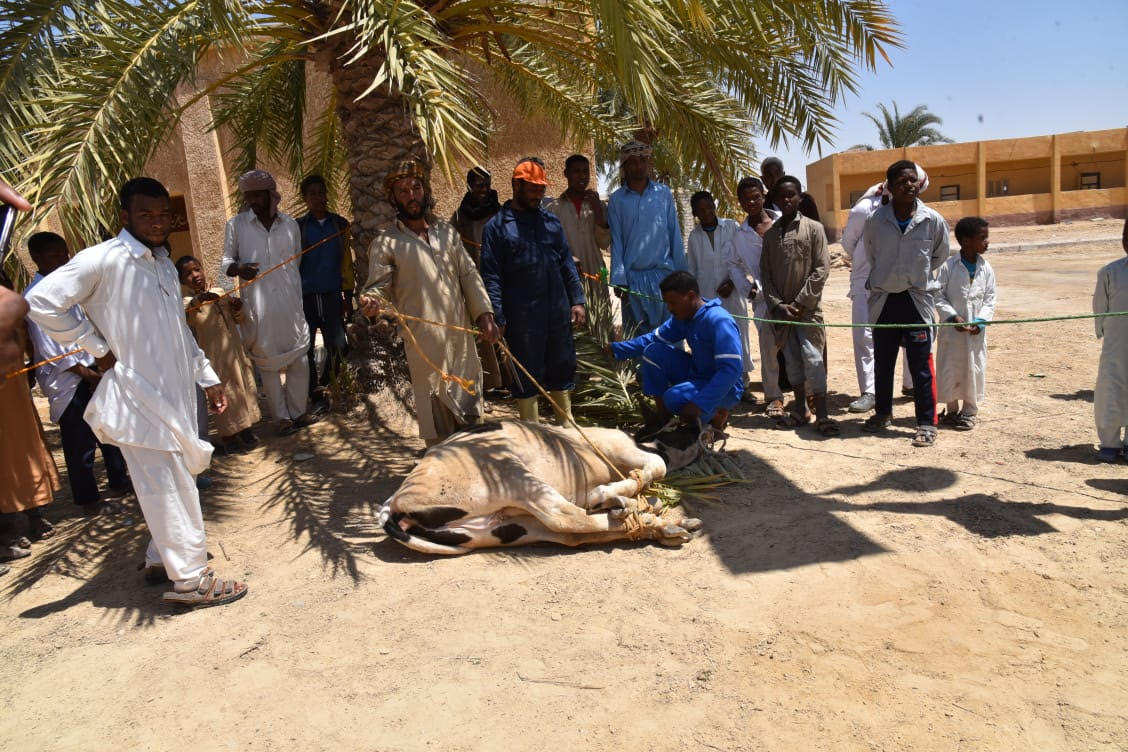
680, 517, 703, 532
609, 507, 630, 520
657, 524, 692, 545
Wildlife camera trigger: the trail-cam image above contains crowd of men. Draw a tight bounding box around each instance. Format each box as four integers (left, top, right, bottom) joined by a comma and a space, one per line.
1, 136, 1126, 608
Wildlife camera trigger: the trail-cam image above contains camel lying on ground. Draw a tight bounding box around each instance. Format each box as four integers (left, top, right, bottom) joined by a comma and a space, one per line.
378, 421, 704, 555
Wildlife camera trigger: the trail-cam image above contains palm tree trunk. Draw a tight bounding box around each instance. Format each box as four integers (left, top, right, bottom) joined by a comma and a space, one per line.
320, 41, 429, 279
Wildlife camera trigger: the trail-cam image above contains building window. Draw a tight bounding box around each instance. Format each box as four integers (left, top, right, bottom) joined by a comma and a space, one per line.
849, 189, 864, 207
1080, 172, 1101, 190
939, 185, 960, 202
987, 179, 1009, 197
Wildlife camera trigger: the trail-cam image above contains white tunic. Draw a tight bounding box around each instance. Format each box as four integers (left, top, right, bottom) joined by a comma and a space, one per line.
839, 187, 883, 299
687, 218, 752, 373
934, 255, 997, 404
1094, 257, 1128, 428
220, 210, 310, 371
25, 230, 219, 474
731, 209, 781, 319
24, 273, 93, 422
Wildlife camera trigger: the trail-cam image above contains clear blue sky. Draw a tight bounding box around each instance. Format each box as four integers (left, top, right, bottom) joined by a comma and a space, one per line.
769, 0, 1128, 180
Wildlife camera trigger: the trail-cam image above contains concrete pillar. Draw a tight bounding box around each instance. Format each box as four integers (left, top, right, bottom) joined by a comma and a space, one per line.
173, 86, 233, 269
829, 154, 841, 239
976, 141, 987, 218
1050, 134, 1061, 223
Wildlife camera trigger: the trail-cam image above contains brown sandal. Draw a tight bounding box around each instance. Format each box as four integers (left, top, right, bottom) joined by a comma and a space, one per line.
765, 399, 786, 418
162, 567, 248, 609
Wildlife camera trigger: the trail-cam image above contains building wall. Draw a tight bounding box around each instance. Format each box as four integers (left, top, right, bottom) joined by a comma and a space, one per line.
808, 127, 1128, 241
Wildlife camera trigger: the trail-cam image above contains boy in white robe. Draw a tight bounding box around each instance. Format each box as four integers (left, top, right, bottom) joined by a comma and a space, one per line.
935, 217, 996, 430
1093, 218, 1128, 461
26, 178, 247, 608
222, 170, 313, 436
687, 191, 754, 391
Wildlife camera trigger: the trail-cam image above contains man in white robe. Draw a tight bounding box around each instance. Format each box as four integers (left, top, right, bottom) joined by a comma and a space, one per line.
686, 190, 753, 393
222, 169, 312, 435
840, 170, 925, 412
26, 177, 247, 608
1093, 219, 1128, 461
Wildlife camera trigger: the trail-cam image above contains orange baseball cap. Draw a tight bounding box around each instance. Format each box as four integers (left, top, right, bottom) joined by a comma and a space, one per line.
512, 160, 548, 186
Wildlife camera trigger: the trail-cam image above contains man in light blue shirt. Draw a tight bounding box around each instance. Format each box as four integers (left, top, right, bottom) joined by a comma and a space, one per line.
608, 140, 686, 332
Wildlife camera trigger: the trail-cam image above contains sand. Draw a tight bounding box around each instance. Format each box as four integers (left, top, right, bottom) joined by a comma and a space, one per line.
1, 219, 1125, 751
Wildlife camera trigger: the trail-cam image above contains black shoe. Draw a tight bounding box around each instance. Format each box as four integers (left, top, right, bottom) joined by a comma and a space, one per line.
238, 428, 260, 448
901, 386, 915, 397
309, 397, 330, 417
293, 412, 318, 429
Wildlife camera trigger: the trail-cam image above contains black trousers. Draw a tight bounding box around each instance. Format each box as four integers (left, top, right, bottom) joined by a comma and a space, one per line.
59, 380, 129, 505
304, 291, 348, 393
874, 291, 936, 426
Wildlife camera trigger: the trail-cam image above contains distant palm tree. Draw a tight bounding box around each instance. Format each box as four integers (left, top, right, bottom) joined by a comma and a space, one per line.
856, 102, 953, 150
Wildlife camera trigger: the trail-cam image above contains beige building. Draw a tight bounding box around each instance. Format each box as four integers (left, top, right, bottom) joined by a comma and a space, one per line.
806, 127, 1128, 241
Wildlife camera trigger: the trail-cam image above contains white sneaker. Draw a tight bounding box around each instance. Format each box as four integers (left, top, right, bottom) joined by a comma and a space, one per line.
848, 393, 876, 413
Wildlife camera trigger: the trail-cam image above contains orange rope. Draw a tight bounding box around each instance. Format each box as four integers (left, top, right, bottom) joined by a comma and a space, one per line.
5, 227, 350, 380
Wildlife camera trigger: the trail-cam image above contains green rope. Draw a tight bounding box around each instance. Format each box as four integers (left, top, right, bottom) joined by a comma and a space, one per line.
598, 279, 1127, 329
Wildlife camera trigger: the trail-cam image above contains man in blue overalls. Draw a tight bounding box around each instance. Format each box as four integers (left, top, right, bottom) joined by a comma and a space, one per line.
297, 174, 353, 415
480, 157, 586, 425
609, 271, 743, 434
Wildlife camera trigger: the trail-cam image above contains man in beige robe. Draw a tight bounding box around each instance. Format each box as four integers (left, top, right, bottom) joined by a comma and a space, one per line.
361, 161, 501, 446
759, 175, 834, 435
544, 155, 611, 275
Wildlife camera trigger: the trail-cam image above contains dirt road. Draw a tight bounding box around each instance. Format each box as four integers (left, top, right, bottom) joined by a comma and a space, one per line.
2, 220, 1126, 751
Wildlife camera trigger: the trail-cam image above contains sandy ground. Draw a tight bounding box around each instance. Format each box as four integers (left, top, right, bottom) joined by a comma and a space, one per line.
2, 220, 1126, 751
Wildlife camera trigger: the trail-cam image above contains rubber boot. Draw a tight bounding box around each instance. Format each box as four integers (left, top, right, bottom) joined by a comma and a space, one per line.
516, 396, 540, 423
548, 390, 574, 426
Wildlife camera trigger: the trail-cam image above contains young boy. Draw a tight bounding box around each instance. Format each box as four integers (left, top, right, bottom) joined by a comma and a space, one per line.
176, 256, 261, 453
1092, 218, 1128, 461
935, 217, 997, 430
759, 175, 835, 435
686, 191, 753, 391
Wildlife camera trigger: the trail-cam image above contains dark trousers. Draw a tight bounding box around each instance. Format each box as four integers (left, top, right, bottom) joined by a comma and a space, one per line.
304, 291, 348, 393
507, 317, 576, 399
59, 380, 129, 505
874, 291, 936, 426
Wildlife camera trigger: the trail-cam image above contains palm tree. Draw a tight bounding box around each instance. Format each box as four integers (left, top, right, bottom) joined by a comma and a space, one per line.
857, 101, 953, 150
1, 1, 900, 254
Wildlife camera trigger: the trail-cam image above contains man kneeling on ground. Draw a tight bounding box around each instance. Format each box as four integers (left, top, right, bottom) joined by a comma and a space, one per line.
608, 271, 743, 434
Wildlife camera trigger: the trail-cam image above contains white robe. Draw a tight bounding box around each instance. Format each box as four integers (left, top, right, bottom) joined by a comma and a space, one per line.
687, 219, 753, 373
1093, 257, 1128, 432
220, 210, 310, 371
731, 210, 781, 321
24, 230, 220, 473
934, 255, 996, 404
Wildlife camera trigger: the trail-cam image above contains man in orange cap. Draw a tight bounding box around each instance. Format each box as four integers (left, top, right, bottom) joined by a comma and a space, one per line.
480, 157, 586, 425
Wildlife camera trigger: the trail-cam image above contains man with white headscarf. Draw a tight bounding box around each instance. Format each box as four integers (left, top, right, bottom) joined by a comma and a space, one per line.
840, 163, 929, 412
222, 169, 313, 435
608, 140, 686, 332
